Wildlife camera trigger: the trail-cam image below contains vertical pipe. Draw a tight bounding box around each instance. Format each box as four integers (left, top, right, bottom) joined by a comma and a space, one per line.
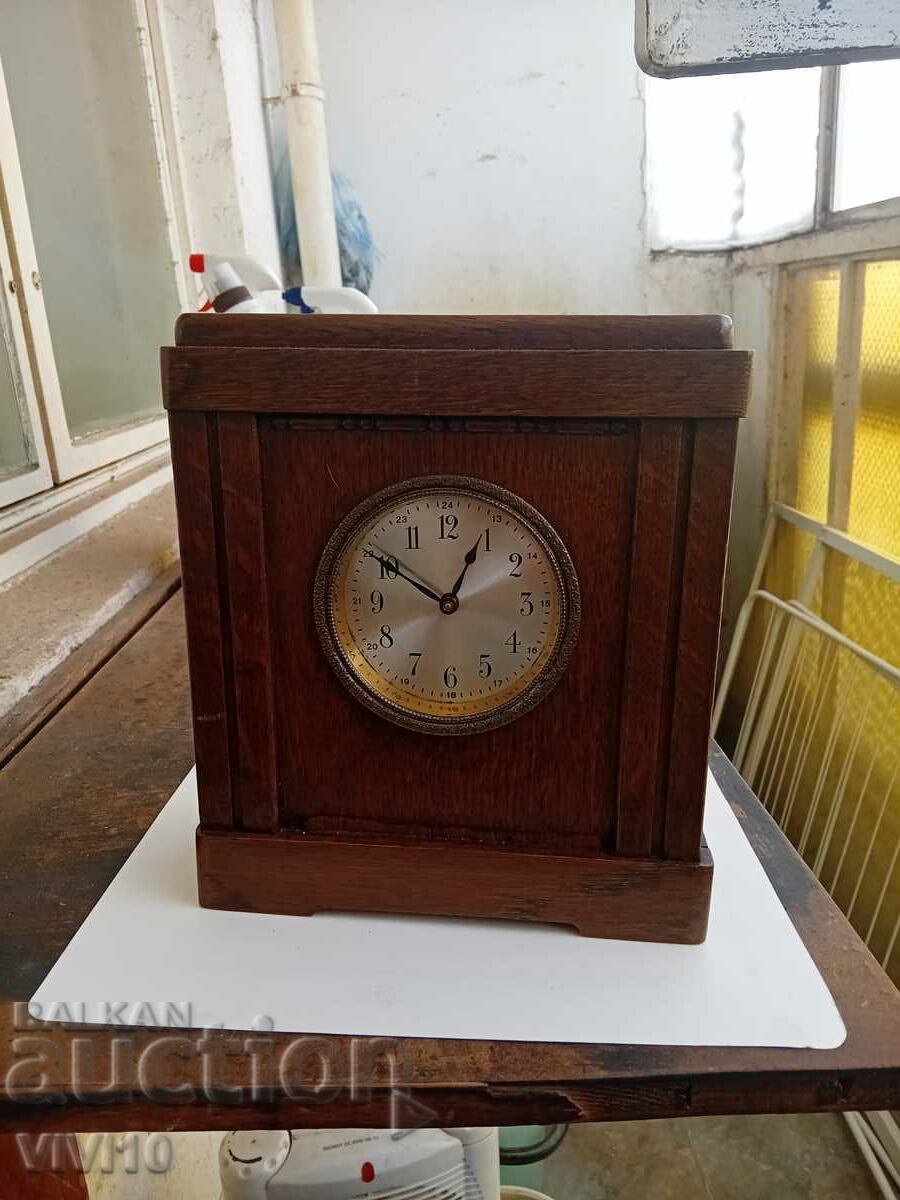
271, 0, 341, 287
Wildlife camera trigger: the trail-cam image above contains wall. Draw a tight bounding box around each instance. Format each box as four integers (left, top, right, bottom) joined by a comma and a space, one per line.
313, 0, 652, 315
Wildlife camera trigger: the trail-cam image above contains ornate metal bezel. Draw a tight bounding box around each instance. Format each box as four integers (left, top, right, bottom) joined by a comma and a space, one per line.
313, 475, 581, 737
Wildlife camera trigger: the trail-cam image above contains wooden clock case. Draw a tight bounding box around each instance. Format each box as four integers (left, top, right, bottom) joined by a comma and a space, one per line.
163, 314, 750, 944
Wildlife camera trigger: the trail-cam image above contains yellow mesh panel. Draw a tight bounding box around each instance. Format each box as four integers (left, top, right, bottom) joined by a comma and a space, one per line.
849, 260, 900, 556
721, 261, 900, 983
795, 267, 839, 520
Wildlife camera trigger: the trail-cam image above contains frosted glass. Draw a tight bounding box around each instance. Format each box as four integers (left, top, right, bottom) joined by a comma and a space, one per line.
646, 69, 819, 249
0, 286, 34, 480
834, 61, 900, 213
0, 0, 180, 441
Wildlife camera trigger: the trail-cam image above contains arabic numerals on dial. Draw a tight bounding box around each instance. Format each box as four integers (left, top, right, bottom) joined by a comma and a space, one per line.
439, 513, 458, 540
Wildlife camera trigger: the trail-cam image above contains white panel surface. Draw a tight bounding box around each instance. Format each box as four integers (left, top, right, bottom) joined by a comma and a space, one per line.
31, 769, 845, 1049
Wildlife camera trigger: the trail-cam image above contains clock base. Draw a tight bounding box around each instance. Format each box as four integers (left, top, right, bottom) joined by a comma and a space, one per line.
196, 827, 713, 944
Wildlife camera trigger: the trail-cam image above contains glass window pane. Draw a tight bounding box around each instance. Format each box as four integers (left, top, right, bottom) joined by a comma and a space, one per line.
646, 69, 819, 249
848, 260, 900, 556
0, 282, 36, 482
794, 267, 840, 522
0, 0, 180, 442
834, 61, 900, 212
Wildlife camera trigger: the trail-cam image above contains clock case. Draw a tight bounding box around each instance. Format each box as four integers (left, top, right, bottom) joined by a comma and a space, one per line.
163, 315, 750, 944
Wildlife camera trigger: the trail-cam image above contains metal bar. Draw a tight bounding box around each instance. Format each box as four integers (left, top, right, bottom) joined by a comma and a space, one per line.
772, 504, 900, 583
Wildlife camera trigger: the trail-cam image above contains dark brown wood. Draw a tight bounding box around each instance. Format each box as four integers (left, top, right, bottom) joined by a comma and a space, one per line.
2, 602, 900, 1132
217, 414, 279, 833
664, 420, 740, 862
168, 410, 233, 828
163, 316, 750, 942
175, 312, 736, 351
616, 421, 687, 857
0, 1134, 88, 1197
197, 828, 713, 943
262, 423, 636, 849
162, 346, 751, 418
0, 563, 180, 769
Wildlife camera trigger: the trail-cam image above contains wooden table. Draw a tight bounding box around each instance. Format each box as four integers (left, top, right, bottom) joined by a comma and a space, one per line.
1, 590, 899, 1136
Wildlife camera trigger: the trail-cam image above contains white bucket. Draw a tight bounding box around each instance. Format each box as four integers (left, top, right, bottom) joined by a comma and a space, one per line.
500, 1188, 555, 1200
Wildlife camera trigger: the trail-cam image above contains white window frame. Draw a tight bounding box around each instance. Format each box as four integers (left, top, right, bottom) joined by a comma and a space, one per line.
0, 3, 191, 493
815, 65, 900, 232
0, 61, 53, 508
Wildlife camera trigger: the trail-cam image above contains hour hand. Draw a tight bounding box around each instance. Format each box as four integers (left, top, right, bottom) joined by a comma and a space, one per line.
363, 548, 442, 604
449, 534, 482, 598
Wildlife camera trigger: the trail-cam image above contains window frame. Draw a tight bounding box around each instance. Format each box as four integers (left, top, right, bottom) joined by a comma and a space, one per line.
0, 60, 54, 508
815, 65, 900, 232
772, 252, 894, 537
0, 1, 191, 495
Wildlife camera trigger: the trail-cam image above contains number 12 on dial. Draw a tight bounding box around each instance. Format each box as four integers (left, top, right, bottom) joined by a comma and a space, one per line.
313, 476, 580, 735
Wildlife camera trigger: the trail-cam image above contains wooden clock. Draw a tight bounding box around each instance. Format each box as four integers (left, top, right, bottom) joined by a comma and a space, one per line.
163, 314, 750, 943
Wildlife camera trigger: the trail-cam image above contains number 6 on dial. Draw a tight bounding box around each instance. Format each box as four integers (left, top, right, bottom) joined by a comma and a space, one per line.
313, 475, 581, 736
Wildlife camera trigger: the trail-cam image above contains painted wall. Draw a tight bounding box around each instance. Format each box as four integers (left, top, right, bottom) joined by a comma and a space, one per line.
314, 0, 652, 315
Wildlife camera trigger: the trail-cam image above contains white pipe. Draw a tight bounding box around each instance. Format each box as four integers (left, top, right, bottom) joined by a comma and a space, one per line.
271, 0, 342, 288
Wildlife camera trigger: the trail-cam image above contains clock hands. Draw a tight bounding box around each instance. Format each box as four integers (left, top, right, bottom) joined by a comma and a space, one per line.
364, 533, 486, 616
363, 546, 443, 604
449, 533, 483, 600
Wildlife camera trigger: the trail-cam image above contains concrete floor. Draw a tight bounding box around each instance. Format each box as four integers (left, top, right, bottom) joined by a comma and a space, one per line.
541, 1114, 881, 1199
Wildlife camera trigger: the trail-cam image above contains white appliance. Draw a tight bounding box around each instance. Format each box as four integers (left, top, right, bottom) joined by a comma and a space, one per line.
219, 1127, 500, 1200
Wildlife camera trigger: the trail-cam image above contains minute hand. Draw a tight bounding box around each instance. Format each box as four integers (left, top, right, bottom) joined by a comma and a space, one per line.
364, 549, 442, 604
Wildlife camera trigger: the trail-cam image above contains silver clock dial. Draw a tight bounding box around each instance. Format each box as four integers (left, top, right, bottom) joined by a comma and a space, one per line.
314, 477, 580, 736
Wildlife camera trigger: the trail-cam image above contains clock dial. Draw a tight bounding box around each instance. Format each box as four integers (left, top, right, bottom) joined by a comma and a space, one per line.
314, 477, 580, 735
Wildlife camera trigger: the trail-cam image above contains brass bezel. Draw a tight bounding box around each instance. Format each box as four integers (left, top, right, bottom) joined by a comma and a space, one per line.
313, 475, 581, 736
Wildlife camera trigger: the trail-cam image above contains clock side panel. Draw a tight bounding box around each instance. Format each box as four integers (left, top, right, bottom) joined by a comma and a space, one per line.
260, 420, 638, 849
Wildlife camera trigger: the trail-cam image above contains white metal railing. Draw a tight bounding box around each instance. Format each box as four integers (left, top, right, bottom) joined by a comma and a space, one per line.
715, 506, 900, 1199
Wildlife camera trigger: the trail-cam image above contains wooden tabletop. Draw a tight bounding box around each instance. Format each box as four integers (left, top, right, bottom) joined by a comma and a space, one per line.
1, 591, 899, 1133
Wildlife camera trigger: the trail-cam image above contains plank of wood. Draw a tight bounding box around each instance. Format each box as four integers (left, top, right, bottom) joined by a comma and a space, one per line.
616, 421, 687, 857
0, 1134, 87, 1197
0, 564, 180, 769
1, 602, 900, 1130
216, 414, 278, 833
168, 411, 233, 828
175, 313, 735, 351
197, 828, 713, 943
664, 421, 740, 861
162, 347, 752, 418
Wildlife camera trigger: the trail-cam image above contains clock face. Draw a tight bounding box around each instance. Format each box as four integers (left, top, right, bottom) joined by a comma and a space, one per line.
314, 476, 580, 735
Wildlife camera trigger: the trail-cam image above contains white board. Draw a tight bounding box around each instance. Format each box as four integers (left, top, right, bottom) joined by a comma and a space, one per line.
30, 767, 845, 1049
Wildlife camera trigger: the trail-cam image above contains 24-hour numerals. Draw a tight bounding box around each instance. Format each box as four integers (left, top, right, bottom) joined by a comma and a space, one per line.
334, 489, 565, 720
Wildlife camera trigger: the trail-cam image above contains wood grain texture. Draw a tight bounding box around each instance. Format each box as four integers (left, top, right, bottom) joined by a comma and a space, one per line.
217, 414, 278, 833
0, 1134, 87, 1197
616, 421, 687, 857
2, 610, 900, 1131
167, 411, 233, 828
164, 316, 752, 941
175, 312, 735, 351
664, 420, 740, 861
162, 347, 751, 418
197, 828, 713, 943
262, 422, 636, 846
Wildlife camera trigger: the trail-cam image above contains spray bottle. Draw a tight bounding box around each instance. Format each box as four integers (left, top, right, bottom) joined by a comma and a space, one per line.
189, 253, 286, 313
